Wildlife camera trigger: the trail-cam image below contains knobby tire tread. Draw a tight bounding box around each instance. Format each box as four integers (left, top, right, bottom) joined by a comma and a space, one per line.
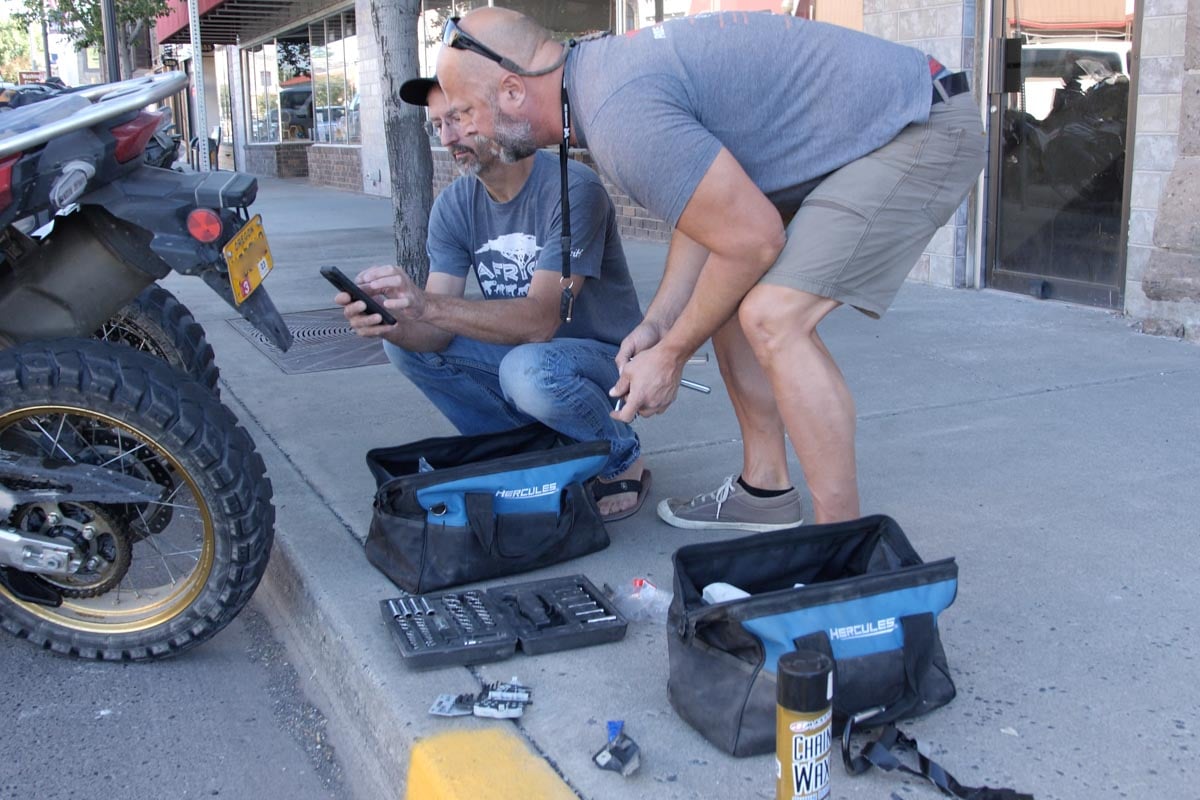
0, 340, 274, 661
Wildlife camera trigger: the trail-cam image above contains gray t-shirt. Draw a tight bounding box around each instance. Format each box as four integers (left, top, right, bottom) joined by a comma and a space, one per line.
566, 13, 934, 226
427, 151, 642, 345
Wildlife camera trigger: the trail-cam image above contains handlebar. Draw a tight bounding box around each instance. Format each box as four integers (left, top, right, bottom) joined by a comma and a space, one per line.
0, 71, 189, 159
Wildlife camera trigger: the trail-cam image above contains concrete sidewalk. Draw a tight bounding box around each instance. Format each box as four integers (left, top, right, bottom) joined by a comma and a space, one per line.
165, 176, 1199, 800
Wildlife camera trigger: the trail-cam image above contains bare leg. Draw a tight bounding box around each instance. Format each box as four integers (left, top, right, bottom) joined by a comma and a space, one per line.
711, 317, 792, 490
737, 283, 860, 523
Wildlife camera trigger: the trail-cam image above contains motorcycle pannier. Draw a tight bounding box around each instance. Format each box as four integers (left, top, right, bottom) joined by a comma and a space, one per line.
364, 423, 611, 593
667, 515, 957, 757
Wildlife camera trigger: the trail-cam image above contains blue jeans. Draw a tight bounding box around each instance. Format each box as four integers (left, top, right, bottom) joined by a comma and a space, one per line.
384, 337, 640, 479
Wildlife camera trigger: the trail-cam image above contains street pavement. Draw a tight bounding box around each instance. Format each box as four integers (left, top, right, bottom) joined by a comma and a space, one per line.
163, 176, 1200, 800
0, 601, 347, 800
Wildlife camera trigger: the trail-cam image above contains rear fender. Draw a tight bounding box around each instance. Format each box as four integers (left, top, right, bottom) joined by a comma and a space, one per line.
80, 166, 293, 352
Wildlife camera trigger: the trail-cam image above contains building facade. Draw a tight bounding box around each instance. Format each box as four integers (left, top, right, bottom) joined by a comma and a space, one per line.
154, 0, 1200, 339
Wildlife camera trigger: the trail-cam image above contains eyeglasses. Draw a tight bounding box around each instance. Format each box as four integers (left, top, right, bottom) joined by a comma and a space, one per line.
425, 109, 463, 139
441, 17, 569, 77
442, 17, 527, 74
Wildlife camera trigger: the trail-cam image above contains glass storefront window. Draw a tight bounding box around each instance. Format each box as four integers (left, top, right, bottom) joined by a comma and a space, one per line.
243, 8, 357, 146
311, 11, 360, 144
244, 44, 279, 144
277, 37, 312, 140
214, 47, 233, 146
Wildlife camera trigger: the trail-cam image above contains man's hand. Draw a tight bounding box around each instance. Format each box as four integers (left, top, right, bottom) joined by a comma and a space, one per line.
614, 320, 664, 371
357, 265, 426, 320
335, 265, 404, 338
610, 340, 685, 423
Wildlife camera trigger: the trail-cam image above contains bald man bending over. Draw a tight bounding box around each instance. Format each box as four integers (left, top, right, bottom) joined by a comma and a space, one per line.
436, 9, 985, 530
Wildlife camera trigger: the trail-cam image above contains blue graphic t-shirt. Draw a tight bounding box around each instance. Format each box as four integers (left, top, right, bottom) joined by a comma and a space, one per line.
425, 151, 642, 345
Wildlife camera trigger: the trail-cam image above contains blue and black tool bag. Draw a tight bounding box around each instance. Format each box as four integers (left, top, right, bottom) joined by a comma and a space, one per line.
364, 423, 611, 593
668, 515, 957, 757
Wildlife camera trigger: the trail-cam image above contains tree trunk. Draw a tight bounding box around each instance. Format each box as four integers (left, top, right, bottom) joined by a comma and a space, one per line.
115, 19, 132, 79
370, 0, 432, 286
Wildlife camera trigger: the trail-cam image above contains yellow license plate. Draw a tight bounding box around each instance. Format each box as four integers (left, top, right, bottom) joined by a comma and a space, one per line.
223, 214, 274, 305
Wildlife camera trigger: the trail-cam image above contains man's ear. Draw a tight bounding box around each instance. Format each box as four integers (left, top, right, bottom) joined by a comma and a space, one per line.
497, 73, 527, 108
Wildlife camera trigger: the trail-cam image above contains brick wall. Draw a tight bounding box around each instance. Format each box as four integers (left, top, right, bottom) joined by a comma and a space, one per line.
308, 146, 363, 192
244, 143, 311, 178
429, 147, 673, 244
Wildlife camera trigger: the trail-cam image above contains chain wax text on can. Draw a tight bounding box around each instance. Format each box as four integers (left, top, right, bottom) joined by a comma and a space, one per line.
775, 650, 833, 800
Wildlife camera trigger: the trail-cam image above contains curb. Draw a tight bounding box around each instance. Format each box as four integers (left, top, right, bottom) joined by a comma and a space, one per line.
231, 381, 578, 800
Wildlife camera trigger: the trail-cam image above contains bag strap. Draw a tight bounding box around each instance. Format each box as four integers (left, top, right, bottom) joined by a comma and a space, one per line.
841, 720, 1034, 800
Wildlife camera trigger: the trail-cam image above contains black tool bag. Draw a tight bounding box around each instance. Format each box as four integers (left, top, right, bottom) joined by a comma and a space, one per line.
667, 515, 957, 757
365, 423, 611, 593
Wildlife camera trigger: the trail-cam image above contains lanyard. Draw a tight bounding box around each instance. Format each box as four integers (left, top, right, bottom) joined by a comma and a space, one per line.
558, 40, 576, 323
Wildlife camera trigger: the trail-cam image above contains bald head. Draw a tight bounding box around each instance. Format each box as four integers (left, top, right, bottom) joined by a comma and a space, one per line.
436, 7, 565, 153
449, 8, 554, 73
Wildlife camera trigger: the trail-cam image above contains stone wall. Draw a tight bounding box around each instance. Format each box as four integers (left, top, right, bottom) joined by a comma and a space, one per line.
308, 146, 363, 192
355, 0, 388, 196
864, 0, 978, 288
1126, 0, 1200, 341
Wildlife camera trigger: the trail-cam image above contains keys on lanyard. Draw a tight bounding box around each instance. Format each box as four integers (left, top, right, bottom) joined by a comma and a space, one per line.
559, 280, 575, 323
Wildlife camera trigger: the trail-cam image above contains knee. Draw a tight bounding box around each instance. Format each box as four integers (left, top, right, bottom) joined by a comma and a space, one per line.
498, 344, 551, 407
737, 286, 833, 359
383, 341, 423, 376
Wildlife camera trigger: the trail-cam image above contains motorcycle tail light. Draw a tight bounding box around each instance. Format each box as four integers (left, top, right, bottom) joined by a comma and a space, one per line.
0, 153, 19, 211
187, 208, 223, 243
110, 112, 162, 163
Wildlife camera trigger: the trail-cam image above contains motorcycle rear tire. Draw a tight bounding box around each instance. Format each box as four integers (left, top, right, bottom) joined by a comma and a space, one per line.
95, 284, 220, 395
0, 339, 273, 660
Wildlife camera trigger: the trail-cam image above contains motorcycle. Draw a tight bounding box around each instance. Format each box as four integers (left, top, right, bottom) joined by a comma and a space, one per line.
0, 72, 293, 660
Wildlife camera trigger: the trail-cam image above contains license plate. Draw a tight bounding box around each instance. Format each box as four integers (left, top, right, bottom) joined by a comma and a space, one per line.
223, 214, 274, 305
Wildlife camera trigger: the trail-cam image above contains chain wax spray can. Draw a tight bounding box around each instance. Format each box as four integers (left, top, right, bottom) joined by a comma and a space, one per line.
775, 650, 833, 800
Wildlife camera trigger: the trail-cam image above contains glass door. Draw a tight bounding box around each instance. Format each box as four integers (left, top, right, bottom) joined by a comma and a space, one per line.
986, 0, 1137, 307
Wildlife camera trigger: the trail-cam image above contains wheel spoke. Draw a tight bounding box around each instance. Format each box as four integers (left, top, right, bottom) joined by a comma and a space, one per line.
29, 417, 77, 463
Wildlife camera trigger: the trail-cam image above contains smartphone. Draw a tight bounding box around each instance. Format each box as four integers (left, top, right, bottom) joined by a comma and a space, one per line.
320, 265, 398, 326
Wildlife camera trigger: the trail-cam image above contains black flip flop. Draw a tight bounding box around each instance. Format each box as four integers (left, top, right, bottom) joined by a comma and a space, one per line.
591, 469, 653, 523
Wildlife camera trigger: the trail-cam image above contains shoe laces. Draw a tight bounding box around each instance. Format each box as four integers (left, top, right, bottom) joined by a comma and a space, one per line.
694, 475, 737, 518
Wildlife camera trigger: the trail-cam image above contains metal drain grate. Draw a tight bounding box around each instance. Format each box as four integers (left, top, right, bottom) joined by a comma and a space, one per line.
227, 308, 392, 374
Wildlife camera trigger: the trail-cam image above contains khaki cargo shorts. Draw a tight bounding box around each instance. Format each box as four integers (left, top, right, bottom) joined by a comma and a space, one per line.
760, 92, 987, 318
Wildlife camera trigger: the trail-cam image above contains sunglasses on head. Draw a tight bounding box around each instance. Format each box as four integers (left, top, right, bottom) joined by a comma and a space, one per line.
442, 17, 570, 77
442, 17, 528, 74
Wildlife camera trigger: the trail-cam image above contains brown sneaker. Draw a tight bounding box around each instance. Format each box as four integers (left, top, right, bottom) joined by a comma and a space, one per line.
656, 475, 803, 532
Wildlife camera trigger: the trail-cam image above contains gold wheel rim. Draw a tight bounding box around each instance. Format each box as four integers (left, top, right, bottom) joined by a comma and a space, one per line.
0, 405, 215, 634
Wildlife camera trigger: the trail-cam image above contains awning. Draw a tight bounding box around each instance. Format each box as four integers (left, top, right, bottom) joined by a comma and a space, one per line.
157, 0, 297, 45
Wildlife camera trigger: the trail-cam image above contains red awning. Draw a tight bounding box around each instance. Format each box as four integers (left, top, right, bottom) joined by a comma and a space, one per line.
157, 0, 297, 46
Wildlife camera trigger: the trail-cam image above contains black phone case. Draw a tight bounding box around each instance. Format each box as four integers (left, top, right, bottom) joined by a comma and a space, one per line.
321, 266, 396, 325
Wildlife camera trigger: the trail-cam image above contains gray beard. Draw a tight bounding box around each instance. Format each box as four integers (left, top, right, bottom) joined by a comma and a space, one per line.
492, 108, 539, 164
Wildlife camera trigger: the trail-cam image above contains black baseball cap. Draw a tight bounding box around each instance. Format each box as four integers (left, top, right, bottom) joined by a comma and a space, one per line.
399, 76, 439, 107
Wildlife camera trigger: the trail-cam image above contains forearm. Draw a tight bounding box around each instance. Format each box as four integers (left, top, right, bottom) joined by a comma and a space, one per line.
657, 245, 781, 360
418, 294, 558, 345
382, 319, 454, 352
642, 229, 709, 330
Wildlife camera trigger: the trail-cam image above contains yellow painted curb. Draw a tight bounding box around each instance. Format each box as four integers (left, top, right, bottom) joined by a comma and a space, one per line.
405, 728, 577, 800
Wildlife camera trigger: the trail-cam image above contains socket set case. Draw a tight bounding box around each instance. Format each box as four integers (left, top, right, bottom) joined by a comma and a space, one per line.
380, 574, 627, 668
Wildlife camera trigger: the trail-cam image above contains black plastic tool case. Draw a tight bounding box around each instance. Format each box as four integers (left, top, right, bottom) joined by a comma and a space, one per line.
380, 574, 627, 668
